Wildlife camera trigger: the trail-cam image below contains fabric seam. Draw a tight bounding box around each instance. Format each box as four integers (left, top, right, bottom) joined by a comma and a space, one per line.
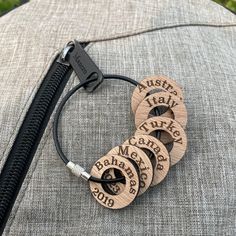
82, 23, 236, 43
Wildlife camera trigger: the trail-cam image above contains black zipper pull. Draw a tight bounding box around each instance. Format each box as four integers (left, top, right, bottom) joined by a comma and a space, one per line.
58, 40, 104, 92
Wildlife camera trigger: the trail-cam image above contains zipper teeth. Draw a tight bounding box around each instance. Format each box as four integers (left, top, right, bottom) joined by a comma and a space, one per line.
0, 62, 69, 223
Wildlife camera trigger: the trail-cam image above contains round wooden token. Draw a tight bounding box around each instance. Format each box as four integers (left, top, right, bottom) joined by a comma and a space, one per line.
135, 117, 187, 166
131, 75, 184, 114
123, 135, 170, 186
89, 155, 140, 209
135, 92, 187, 128
106, 145, 154, 196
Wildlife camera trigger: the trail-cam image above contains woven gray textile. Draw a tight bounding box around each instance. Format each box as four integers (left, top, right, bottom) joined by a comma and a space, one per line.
0, 0, 235, 235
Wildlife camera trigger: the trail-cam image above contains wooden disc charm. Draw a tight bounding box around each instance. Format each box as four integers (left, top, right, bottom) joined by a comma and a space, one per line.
135, 117, 187, 166
131, 75, 184, 114
124, 135, 170, 186
106, 145, 154, 195
89, 155, 140, 209
135, 92, 187, 128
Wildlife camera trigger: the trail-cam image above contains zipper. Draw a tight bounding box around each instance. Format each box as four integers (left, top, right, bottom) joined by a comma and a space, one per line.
0, 42, 92, 234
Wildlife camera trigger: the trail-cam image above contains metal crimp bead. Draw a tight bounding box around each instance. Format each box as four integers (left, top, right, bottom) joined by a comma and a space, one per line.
66, 161, 91, 181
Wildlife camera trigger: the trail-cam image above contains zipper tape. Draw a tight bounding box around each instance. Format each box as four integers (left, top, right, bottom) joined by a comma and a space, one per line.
0, 43, 88, 234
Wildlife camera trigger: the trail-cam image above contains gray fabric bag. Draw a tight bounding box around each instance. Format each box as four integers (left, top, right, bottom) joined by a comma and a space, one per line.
0, 0, 235, 235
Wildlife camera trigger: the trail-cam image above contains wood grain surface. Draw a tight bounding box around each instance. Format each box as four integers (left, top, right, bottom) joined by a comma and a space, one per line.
106, 145, 154, 195
135, 117, 187, 166
131, 75, 184, 114
124, 134, 170, 186
90, 155, 140, 209
135, 92, 187, 128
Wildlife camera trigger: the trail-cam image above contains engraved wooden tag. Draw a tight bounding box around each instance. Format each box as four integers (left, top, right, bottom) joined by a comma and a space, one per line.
89, 155, 140, 209
135, 92, 187, 128
135, 117, 187, 166
131, 76, 184, 114
106, 145, 154, 195
124, 134, 170, 186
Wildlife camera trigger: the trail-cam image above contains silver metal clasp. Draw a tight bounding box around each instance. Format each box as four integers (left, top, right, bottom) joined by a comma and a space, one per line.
57, 41, 75, 65
61, 41, 75, 61
66, 161, 91, 181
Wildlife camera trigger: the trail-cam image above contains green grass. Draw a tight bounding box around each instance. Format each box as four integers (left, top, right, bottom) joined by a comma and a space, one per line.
214, 0, 236, 12
0, 0, 20, 15
0, 0, 235, 16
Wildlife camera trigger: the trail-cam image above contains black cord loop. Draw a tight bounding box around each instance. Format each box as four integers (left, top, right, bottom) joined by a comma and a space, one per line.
53, 74, 139, 183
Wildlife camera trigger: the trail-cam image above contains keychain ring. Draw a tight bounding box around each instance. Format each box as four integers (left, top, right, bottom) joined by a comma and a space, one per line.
53, 70, 188, 209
